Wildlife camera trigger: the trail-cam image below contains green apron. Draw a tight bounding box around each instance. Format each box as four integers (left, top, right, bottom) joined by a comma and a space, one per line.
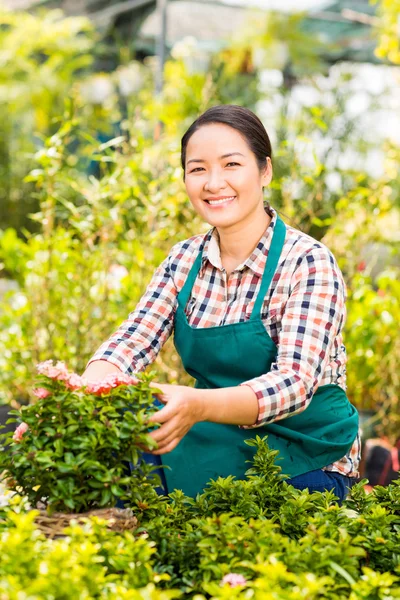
162, 216, 359, 497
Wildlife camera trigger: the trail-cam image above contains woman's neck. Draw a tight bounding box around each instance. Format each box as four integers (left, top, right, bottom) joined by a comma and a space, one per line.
217, 204, 272, 264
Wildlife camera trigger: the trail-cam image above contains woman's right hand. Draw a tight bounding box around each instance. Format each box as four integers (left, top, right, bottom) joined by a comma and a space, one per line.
81, 360, 122, 381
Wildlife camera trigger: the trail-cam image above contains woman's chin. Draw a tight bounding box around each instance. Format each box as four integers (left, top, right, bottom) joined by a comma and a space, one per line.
200, 202, 241, 228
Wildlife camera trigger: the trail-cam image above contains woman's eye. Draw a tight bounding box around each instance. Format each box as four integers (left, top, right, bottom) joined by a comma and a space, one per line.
190, 167, 205, 173
226, 162, 240, 167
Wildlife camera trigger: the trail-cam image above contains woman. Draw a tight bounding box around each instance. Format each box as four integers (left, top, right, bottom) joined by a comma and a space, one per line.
84, 105, 360, 501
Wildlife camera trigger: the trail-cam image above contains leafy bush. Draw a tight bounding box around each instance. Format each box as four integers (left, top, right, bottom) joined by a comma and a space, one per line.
1, 438, 400, 598
344, 271, 400, 438
135, 439, 400, 597
0, 362, 161, 513
0, 509, 178, 599
0, 7, 97, 232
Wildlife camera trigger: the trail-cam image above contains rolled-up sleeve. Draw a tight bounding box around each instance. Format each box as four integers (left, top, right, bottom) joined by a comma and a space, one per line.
240, 246, 346, 427
86, 254, 178, 374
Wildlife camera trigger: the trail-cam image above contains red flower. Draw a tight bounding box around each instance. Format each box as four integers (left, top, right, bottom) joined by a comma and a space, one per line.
357, 261, 366, 272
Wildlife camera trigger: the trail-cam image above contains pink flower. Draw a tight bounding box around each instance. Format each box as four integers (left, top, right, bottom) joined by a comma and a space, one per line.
13, 422, 29, 443
65, 373, 87, 391
221, 573, 247, 588
36, 360, 53, 375
33, 387, 51, 399
86, 373, 138, 396
36, 360, 69, 381
106, 373, 139, 387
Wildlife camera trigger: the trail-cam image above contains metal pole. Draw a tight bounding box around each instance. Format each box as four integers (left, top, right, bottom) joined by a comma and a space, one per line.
155, 0, 168, 95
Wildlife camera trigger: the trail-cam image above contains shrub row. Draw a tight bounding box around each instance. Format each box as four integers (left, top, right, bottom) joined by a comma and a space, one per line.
1, 438, 399, 599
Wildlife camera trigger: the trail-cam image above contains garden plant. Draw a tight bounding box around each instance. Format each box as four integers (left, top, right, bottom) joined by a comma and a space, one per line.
0, 361, 161, 517
0, 436, 399, 598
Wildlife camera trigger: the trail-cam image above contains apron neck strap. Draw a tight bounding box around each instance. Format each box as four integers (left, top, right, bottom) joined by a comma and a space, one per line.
251, 215, 286, 319
177, 244, 204, 309
178, 215, 286, 316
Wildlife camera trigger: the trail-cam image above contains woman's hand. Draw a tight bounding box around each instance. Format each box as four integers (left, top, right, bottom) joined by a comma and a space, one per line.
147, 383, 204, 454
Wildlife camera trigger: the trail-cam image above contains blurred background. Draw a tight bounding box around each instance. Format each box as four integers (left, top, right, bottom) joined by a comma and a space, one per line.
0, 0, 399, 480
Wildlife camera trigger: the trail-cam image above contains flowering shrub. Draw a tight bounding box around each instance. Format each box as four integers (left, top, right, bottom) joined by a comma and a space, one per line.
0, 361, 161, 513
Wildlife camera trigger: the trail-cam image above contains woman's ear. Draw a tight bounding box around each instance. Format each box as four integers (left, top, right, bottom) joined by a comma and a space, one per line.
262, 157, 273, 187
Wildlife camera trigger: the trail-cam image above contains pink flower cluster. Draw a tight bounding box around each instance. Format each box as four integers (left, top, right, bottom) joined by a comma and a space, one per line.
36, 360, 138, 396
86, 373, 139, 396
13, 422, 29, 443
37, 360, 70, 381
220, 573, 247, 588
65, 373, 87, 391
36, 361, 87, 391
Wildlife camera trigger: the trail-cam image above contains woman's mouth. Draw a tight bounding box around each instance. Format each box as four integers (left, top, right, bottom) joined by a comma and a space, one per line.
204, 196, 236, 207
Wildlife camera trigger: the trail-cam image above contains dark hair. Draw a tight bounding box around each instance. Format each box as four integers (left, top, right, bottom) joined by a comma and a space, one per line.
181, 104, 272, 178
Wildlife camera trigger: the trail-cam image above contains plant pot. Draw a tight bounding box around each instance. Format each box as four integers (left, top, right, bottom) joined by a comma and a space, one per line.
35, 506, 138, 539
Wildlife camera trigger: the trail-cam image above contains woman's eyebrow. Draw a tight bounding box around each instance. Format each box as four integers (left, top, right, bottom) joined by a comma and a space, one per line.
187, 152, 245, 166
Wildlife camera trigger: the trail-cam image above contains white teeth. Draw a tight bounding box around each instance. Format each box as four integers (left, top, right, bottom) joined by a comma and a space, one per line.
207, 196, 235, 205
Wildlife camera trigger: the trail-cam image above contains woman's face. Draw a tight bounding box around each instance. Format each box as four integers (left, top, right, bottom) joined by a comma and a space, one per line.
184, 123, 272, 230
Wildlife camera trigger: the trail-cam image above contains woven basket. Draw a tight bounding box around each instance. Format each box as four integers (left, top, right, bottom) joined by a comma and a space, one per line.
35, 507, 138, 538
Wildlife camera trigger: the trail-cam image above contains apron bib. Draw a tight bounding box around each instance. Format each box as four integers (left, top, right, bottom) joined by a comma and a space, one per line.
161, 216, 359, 497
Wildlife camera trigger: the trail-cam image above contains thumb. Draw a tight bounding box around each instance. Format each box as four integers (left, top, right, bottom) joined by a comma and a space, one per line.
149, 382, 168, 404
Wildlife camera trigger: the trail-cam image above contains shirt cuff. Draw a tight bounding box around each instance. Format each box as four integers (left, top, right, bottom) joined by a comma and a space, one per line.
238, 381, 267, 429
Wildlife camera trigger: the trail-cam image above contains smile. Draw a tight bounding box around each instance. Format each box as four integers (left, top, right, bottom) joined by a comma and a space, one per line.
205, 196, 236, 206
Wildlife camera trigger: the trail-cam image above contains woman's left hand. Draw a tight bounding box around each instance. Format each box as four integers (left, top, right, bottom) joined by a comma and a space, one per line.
147, 383, 204, 454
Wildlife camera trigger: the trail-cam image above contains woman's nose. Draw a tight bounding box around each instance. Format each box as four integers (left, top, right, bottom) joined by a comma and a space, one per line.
204, 170, 227, 193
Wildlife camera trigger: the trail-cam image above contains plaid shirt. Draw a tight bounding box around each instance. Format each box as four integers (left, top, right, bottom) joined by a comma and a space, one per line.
87, 208, 361, 477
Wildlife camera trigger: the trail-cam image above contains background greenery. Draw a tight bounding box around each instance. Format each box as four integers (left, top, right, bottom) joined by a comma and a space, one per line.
0, 2, 399, 440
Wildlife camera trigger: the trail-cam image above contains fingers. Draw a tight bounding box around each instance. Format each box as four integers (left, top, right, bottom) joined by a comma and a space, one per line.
148, 382, 167, 402
150, 416, 178, 443
151, 437, 180, 455
148, 402, 176, 424
148, 417, 190, 454
149, 382, 167, 394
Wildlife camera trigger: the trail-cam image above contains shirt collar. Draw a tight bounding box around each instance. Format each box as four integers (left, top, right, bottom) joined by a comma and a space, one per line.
200, 206, 277, 278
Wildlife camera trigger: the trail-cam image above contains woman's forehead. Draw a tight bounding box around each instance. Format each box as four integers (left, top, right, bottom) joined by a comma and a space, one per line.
186, 124, 249, 157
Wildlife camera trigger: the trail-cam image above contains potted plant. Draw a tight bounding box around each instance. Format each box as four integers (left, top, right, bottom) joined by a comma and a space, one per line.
0, 360, 161, 536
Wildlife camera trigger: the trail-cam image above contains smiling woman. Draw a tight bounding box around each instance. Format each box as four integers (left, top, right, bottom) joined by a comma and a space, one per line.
83, 104, 360, 502
181, 106, 273, 274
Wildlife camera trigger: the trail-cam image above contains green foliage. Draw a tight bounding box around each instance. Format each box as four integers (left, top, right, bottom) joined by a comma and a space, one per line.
344, 271, 400, 435
237, 10, 330, 77
373, 0, 400, 64
0, 438, 399, 597
0, 510, 179, 599
0, 112, 199, 405
0, 4, 399, 434
131, 439, 400, 596
0, 7, 97, 231
0, 366, 161, 513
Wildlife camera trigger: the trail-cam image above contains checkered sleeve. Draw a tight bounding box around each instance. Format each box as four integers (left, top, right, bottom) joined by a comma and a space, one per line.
240, 245, 346, 427
85, 253, 178, 374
